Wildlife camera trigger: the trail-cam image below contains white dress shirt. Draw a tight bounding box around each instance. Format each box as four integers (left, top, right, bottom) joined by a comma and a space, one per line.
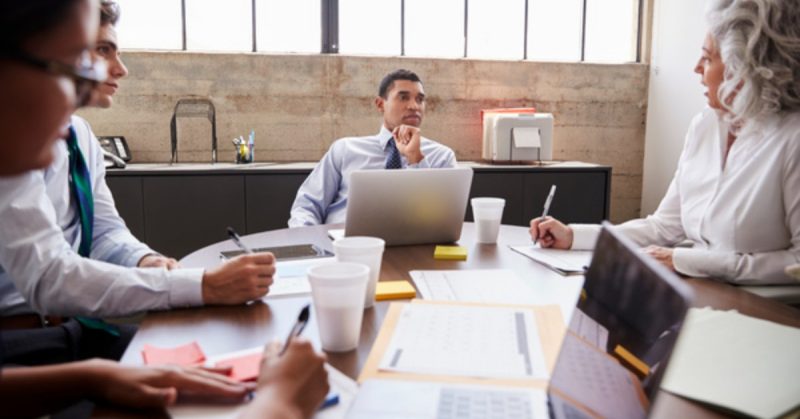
288, 125, 457, 227
0, 116, 203, 317
571, 107, 800, 284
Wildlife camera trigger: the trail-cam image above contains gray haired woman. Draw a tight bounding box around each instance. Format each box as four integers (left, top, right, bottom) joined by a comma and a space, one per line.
530, 0, 800, 284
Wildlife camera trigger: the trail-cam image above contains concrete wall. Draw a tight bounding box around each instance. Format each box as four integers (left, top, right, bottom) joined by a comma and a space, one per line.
77, 52, 649, 222
641, 0, 707, 215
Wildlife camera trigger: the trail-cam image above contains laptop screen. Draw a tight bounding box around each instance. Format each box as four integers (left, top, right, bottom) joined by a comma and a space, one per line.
548, 224, 693, 419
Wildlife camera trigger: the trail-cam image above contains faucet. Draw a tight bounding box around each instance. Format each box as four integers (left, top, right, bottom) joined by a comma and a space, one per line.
169, 97, 218, 164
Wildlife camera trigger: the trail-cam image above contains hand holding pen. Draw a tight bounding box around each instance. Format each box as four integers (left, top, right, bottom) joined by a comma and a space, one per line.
529, 185, 575, 249
533, 185, 557, 246
242, 305, 333, 418
198, 228, 274, 305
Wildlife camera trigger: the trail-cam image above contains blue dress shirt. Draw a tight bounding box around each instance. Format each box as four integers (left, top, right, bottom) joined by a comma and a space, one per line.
288, 126, 457, 227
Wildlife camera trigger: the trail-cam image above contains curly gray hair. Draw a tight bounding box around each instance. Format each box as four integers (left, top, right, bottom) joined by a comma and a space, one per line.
707, 0, 800, 129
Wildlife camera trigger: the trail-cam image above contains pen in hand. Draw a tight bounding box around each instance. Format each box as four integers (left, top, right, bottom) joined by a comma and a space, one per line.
280, 304, 311, 356
227, 226, 253, 254
533, 185, 557, 246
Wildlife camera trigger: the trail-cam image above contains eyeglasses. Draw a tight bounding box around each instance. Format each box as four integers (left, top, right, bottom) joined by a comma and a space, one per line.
1, 49, 107, 108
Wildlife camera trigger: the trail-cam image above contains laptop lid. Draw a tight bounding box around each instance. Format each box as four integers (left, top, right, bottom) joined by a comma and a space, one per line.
547, 222, 693, 419
345, 167, 473, 246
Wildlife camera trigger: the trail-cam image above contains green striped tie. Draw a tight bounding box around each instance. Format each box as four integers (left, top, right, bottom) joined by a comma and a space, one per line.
66, 127, 120, 337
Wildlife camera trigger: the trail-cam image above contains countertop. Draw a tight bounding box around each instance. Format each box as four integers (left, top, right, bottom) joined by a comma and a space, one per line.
106, 161, 610, 176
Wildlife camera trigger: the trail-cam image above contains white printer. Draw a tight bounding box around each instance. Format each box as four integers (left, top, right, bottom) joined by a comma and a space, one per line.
482, 112, 553, 163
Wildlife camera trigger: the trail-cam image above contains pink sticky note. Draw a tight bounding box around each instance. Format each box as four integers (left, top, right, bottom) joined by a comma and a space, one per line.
141, 341, 206, 366
215, 352, 263, 382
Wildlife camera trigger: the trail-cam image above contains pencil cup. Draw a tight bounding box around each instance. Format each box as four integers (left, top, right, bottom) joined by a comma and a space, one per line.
307, 262, 369, 352
333, 236, 385, 309
471, 197, 505, 244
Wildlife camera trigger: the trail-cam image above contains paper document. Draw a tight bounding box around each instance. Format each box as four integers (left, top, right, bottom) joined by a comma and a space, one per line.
346, 379, 548, 419
168, 363, 358, 419
510, 245, 592, 275
661, 308, 800, 418
513, 127, 542, 148
379, 303, 548, 380
409, 269, 583, 323
266, 257, 335, 298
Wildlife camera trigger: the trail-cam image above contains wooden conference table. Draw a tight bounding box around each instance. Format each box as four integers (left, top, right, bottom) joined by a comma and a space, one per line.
120, 223, 800, 418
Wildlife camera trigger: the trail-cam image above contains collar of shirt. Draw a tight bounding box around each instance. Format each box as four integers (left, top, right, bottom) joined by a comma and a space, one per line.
378, 125, 395, 151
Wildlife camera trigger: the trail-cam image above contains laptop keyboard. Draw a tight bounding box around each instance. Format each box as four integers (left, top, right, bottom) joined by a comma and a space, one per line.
437, 387, 534, 419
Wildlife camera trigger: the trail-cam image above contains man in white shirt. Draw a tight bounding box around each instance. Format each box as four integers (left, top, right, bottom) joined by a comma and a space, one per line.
0, 1, 274, 364
288, 69, 457, 227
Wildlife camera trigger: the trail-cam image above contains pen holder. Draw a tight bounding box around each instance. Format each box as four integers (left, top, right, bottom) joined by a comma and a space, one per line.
235, 142, 253, 164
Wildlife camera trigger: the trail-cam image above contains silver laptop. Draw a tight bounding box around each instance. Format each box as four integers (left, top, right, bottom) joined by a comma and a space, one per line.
344, 167, 473, 246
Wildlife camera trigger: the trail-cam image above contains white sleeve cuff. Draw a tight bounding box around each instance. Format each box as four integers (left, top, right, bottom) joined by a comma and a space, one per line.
167, 268, 205, 308
124, 247, 158, 268
672, 248, 723, 278
570, 224, 602, 250
408, 155, 429, 169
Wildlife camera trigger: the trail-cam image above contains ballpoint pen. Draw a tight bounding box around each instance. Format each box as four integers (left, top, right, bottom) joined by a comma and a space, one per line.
227, 226, 253, 253
533, 185, 557, 246
279, 304, 310, 355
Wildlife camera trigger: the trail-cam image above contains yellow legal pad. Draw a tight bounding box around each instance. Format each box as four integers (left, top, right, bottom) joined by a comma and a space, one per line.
433, 245, 468, 261
375, 281, 417, 301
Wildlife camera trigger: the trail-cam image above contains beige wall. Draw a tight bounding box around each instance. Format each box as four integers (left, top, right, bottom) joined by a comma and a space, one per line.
77, 52, 648, 222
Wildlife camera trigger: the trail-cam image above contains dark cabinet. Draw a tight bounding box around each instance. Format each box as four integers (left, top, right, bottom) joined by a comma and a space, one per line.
142, 175, 246, 258
104, 176, 145, 241
245, 174, 308, 233
106, 163, 610, 258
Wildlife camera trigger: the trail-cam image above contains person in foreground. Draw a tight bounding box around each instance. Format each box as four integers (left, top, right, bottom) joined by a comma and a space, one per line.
0, 0, 327, 416
0, 0, 276, 368
288, 68, 457, 227
531, 0, 800, 285
0, 0, 277, 365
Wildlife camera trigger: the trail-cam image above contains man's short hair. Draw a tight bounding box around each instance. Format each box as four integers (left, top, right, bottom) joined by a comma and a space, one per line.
100, 1, 120, 26
378, 69, 422, 98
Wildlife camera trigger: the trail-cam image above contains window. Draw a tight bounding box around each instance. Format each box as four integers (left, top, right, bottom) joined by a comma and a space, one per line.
527, 0, 583, 62
256, 0, 320, 53
405, 0, 464, 59
114, 0, 642, 63
467, 0, 525, 60
185, 0, 251, 52
339, 0, 401, 56
116, 0, 182, 50
584, 0, 639, 62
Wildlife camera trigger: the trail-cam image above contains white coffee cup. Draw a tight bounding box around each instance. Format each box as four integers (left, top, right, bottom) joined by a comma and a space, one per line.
333, 236, 385, 308
307, 262, 369, 352
471, 197, 506, 244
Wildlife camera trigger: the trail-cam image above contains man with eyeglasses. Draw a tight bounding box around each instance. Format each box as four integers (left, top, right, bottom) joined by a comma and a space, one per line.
0, 0, 277, 366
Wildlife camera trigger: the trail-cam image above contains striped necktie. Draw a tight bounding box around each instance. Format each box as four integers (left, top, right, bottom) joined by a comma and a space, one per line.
66, 127, 119, 337
66, 126, 94, 258
385, 137, 403, 169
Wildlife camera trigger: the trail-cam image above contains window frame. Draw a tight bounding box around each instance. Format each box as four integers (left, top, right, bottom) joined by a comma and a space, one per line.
170, 0, 643, 62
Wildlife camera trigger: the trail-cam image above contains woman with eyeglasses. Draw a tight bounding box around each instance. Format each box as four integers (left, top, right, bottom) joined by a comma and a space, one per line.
0, 0, 328, 416
530, 0, 800, 285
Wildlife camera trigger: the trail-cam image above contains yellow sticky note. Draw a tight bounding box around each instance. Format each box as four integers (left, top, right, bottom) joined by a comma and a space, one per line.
434, 245, 468, 261
613, 344, 650, 378
375, 281, 417, 301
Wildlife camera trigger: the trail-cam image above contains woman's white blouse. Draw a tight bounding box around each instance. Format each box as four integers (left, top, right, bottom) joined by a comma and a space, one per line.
572, 107, 800, 284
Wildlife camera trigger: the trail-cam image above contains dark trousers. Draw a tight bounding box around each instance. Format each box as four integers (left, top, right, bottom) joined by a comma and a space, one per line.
1, 318, 136, 366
